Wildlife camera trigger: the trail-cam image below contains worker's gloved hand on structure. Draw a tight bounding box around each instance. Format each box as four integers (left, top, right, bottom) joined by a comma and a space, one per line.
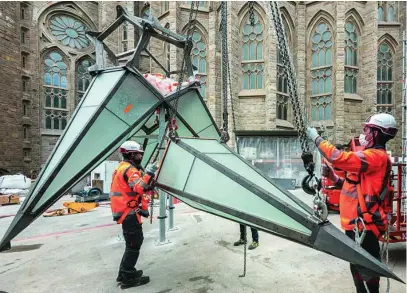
145, 162, 159, 177
136, 208, 150, 218
321, 164, 339, 184
306, 127, 320, 142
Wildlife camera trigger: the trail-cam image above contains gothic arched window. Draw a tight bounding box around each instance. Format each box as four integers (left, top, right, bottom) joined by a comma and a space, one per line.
344, 20, 359, 94
310, 22, 333, 121
191, 30, 207, 99
241, 11, 264, 90
43, 51, 69, 130
276, 16, 291, 121
377, 42, 394, 114
76, 57, 94, 106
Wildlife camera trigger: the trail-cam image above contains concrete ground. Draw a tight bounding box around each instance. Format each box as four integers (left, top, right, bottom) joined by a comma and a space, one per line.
0, 190, 405, 293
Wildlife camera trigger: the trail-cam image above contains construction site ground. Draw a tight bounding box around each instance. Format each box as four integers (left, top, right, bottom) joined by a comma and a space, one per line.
0, 190, 405, 293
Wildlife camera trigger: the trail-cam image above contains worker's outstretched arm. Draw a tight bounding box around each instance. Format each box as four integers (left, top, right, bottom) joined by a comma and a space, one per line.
126, 169, 154, 195
315, 137, 382, 173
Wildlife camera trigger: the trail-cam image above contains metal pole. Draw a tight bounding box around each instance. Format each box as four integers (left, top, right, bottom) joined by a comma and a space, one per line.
155, 104, 170, 245
167, 193, 178, 231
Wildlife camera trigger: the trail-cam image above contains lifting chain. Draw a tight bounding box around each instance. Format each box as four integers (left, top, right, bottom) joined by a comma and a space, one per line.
148, 1, 199, 220
220, 1, 246, 276
269, 2, 321, 198
269, 2, 326, 219
219, 1, 238, 152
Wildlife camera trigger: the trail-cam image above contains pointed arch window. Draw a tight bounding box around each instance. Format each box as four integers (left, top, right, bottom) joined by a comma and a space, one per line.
344, 20, 358, 94
310, 22, 333, 121
191, 30, 207, 100
241, 11, 264, 90
378, 1, 398, 22
377, 42, 394, 114
43, 51, 69, 130
76, 57, 94, 106
120, 21, 129, 52
276, 16, 291, 121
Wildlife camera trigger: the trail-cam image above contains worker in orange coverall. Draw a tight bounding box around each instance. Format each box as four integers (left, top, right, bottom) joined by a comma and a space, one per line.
110, 140, 158, 289
306, 113, 398, 293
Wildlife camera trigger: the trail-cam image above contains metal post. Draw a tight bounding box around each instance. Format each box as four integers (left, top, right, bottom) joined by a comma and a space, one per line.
155, 105, 171, 246
167, 193, 178, 231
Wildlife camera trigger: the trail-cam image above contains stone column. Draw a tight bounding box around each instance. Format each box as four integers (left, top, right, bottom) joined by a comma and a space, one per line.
227, 2, 241, 150
333, 2, 346, 144
265, 1, 277, 130
296, 2, 306, 129
207, 1, 222, 127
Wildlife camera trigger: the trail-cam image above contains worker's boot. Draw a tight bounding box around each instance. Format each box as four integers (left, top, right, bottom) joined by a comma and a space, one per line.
116, 270, 143, 283
120, 275, 150, 289
248, 241, 259, 250
233, 239, 246, 246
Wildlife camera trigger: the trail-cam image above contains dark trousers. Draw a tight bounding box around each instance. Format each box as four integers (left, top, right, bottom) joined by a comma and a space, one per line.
119, 216, 144, 281
239, 224, 259, 243
345, 230, 381, 293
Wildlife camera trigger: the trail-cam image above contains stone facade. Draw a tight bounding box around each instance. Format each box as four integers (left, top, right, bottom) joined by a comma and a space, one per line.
0, 1, 406, 176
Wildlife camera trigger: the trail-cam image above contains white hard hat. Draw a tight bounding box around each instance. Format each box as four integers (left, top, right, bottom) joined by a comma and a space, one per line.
363, 113, 398, 137
119, 141, 144, 154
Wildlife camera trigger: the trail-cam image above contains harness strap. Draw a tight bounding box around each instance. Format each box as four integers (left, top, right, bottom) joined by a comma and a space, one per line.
117, 199, 140, 224
354, 157, 391, 239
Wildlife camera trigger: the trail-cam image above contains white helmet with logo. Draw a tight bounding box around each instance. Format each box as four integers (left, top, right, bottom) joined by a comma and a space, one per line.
363, 113, 398, 138
119, 141, 144, 154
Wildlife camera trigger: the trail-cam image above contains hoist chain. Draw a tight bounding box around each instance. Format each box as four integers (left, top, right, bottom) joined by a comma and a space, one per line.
268, 2, 317, 184
220, 2, 246, 275
168, 0, 198, 137
148, 1, 199, 220
219, 2, 238, 151
269, 2, 308, 153
220, 1, 230, 143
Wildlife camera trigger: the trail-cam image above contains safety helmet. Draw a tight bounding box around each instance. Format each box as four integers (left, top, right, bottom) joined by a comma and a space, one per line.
119, 141, 144, 154
362, 113, 398, 138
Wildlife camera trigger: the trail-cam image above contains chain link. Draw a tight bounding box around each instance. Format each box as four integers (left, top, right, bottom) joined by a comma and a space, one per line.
269, 2, 309, 155
148, 1, 199, 220
150, 0, 198, 163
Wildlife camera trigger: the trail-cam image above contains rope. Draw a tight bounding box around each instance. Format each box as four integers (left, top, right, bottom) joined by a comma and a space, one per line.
381, 215, 391, 293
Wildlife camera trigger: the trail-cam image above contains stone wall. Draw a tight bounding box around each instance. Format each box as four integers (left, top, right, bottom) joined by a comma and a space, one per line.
0, 1, 406, 175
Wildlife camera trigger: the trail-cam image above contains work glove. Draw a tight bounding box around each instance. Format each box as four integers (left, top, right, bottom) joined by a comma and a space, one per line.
145, 162, 159, 177
321, 164, 338, 183
306, 127, 320, 143
136, 208, 150, 218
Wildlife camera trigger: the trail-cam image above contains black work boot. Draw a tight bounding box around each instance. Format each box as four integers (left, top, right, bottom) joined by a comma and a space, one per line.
233, 239, 247, 246
120, 275, 150, 289
116, 270, 143, 283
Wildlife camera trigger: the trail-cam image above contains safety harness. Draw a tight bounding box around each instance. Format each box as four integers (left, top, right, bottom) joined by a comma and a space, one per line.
346, 157, 392, 243
116, 163, 148, 225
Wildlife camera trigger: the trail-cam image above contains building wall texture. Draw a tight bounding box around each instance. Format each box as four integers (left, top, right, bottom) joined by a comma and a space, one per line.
0, 1, 405, 176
